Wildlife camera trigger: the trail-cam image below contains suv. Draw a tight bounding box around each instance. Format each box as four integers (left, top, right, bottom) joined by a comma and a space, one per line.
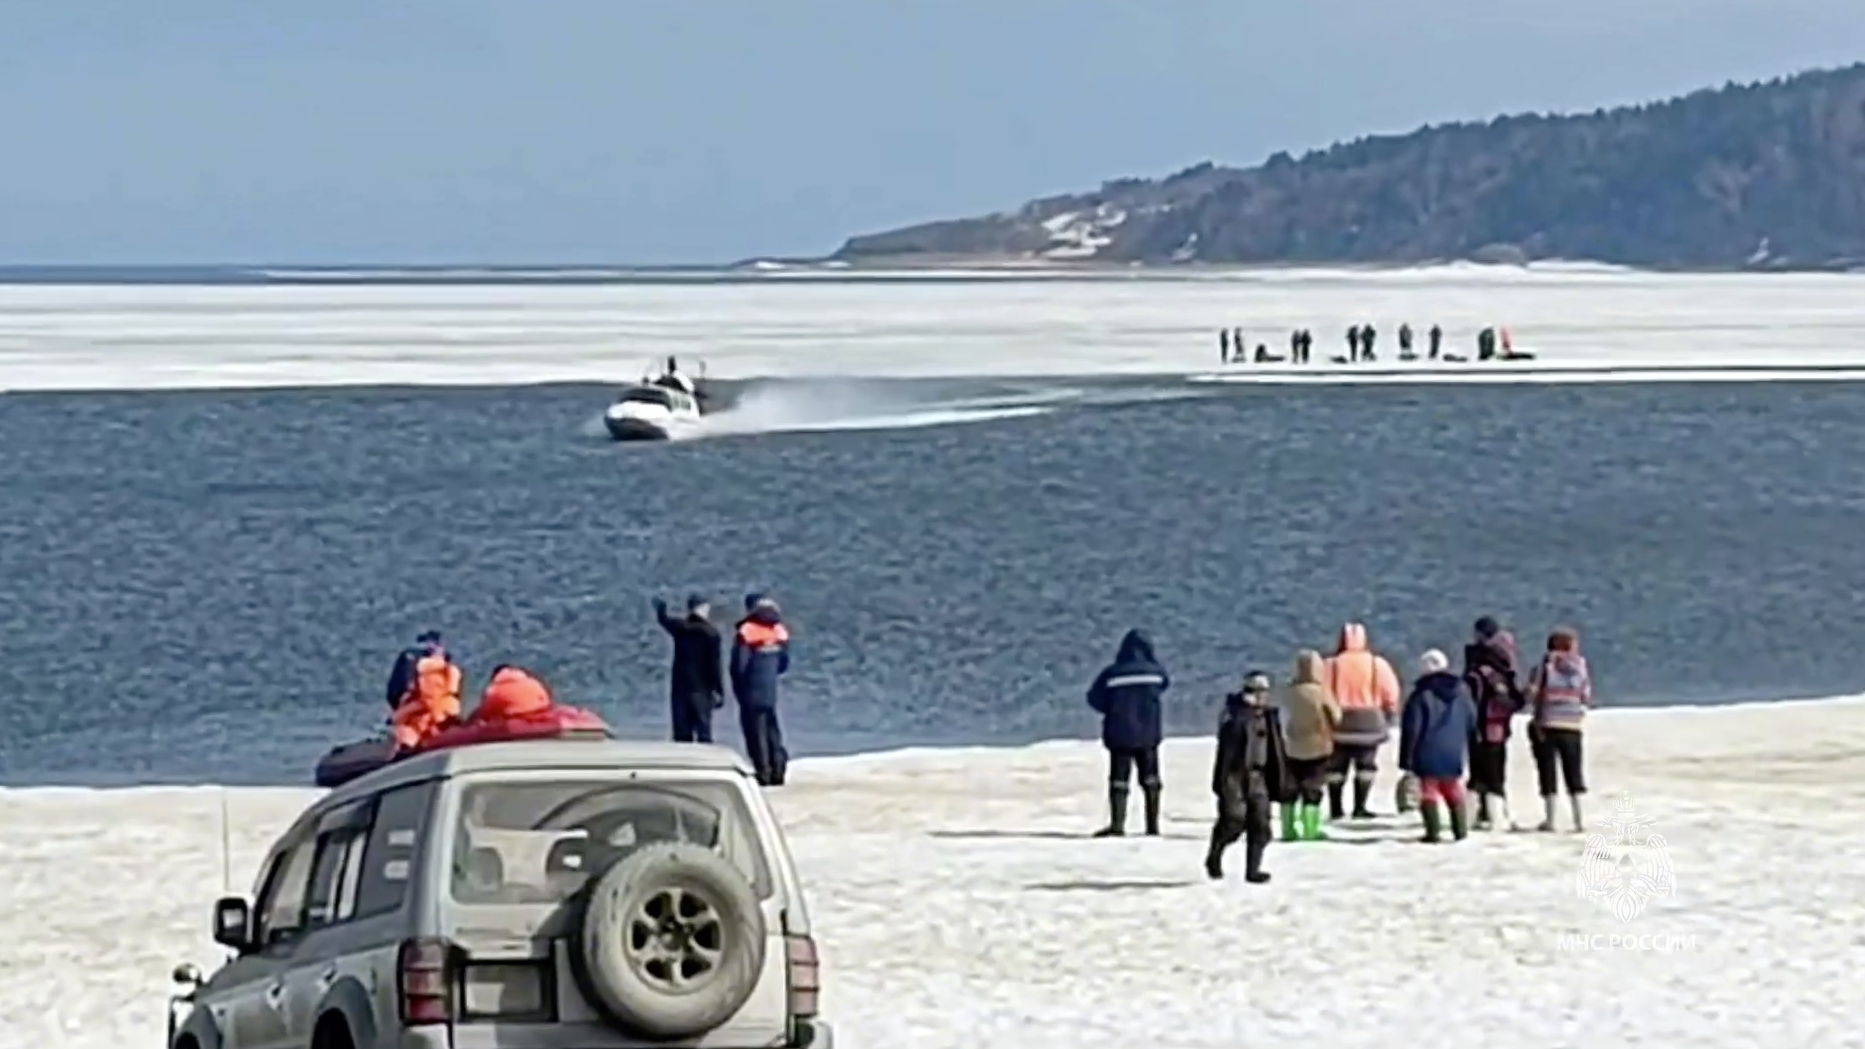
166, 739, 831, 1049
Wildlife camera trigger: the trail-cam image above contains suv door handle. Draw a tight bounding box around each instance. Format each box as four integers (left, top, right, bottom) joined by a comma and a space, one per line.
317, 964, 339, 988
263, 981, 287, 1009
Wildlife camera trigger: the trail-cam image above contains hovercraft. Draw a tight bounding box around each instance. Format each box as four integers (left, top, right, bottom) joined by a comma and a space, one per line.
602, 357, 709, 441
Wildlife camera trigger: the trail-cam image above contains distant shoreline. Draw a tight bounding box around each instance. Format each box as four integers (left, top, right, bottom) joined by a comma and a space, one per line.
0, 257, 1859, 286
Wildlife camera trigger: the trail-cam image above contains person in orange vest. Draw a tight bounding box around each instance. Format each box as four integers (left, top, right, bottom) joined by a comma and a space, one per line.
730, 593, 791, 786
1322, 622, 1401, 820
391, 648, 463, 750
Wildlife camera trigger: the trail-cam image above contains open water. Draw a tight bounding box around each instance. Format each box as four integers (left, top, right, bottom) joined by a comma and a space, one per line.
2, 268, 1863, 785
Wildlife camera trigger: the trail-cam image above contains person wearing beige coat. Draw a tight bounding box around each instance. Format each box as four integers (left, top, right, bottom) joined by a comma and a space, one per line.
1279, 649, 1342, 841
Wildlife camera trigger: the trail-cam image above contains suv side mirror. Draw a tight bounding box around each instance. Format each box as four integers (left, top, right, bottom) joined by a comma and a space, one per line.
211, 896, 253, 952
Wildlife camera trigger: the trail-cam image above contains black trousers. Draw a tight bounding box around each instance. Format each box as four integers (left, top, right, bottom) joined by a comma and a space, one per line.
1285, 756, 1329, 804
671, 696, 714, 744
1210, 795, 1271, 870
1107, 746, 1161, 788
1530, 727, 1585, 796
739, 707, 788, 786
1326, 742, 1379, 784
1468, 740, 1508, 795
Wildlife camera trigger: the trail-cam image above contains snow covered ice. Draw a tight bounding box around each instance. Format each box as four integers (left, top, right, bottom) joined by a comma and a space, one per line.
5, 698, 1864, 1048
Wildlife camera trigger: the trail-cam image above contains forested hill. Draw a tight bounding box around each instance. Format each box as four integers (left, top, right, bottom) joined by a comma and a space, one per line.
831, 62, 1865, 270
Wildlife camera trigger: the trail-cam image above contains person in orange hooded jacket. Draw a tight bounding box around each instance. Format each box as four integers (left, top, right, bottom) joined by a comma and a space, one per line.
1322, 622, 1401, 820
465, 665, 554, 725
390, 650, 463, 750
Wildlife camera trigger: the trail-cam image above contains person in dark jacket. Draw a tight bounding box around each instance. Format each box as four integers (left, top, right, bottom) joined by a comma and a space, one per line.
1204, 671, 1290, 882
1428, 324, 1443, 359
730, 593, 791, 785
1463, 615, 1523, 830
385, 630, 446, 711
653, 594, 726, 744
1086, 629, 1169, 837
1398, 649, 1480, 843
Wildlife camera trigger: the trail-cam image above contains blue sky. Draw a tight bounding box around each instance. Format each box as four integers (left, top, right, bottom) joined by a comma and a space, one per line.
3, 0, 1861, 264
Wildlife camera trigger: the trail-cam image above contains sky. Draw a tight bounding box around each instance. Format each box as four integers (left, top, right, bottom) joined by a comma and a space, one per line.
3, 0, 1863, 265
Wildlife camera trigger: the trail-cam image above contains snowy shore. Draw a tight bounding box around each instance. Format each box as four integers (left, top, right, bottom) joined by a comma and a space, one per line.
5, 696, 1864, 1048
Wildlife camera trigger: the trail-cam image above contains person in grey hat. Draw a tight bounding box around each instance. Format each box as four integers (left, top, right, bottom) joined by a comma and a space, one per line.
653, 593, 725, 743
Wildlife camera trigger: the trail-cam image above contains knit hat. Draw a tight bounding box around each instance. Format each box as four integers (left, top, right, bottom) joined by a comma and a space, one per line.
1242, 670, 1272, 693
1418, 649, 1450, 674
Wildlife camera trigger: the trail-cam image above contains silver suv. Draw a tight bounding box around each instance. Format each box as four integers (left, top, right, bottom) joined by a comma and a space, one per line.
166, 739, 832, 1049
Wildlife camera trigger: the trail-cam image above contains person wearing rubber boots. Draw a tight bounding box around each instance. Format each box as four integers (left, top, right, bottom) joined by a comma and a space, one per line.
1322, 623, 1401, 820
730, 593, 791, 786
1204, 671, 1290, 882
1086, 628, 1170, 837
1398, 649, 1479, 842
654, 594, 725, 743
1278, 649, 1340, 841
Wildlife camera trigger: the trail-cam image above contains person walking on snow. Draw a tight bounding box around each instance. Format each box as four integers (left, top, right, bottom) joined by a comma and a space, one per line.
1398, 649, 1479, 843
1526, 627, 1594, 831
1204, 671, 1290, 882
1322, 622, 1402, 819
1277, 649, 1340, 841
1086, 629, 1170, 837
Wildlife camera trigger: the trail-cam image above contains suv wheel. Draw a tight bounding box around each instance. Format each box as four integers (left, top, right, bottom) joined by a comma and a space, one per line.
575, 841, 768, 1039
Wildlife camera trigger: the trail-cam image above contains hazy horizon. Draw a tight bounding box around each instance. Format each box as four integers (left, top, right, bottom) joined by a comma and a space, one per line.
5, 1, 1863, 266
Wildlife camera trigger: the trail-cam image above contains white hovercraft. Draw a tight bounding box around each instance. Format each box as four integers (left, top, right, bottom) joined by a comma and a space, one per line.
602, 357, 709, 441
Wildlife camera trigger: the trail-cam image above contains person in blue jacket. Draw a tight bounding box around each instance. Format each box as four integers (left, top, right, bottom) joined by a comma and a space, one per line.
730, 593, 791, 786
385, 630, 446, 711
1086, 628, 1170, 837
1398, 648, 1480, 843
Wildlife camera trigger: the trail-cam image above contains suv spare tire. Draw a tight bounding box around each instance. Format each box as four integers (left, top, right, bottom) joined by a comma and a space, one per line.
575, 841, 768, 1040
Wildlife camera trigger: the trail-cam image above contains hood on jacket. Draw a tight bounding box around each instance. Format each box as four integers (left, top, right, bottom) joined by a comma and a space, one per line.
1115, 628, 1156, 664
1335, 622, 1369, 655
1292, 649, 1326, 684
1414, 670, 1464, 700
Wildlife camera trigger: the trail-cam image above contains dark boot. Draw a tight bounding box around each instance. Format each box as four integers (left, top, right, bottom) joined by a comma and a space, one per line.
1447, 797, 1469, 841
1351, 778, 1375, 819
1141, 785, 1162, 836
1093, 787, 1129, 837
1327, 782, 1346, 820
1474, 792, 1493, 831
1203, 830, 1226, 880
1243, 830, 1270, 883
1420, 802, 1442, 843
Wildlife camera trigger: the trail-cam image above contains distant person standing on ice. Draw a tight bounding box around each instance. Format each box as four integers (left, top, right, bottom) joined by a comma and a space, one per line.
1397, 323, 1415, 359
1361, 323, 1379, 361
1346, 325, 1362, 362
1525, 627, 1594, 832
1086, 628, 1170, 837
1322, 622, 1401, 819
1204, 671, 1289, 882
1428, 323, 1443, 359
1219, 328, 1231, 363
1463, 616, 1523, 830
1398, 649, 1479, 843
731, 593, 792, 786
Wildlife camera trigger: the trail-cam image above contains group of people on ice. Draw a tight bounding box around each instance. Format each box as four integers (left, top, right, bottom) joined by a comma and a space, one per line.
1217, 324, 1531, 364
380, 592, 795, 786
1084, 617, 1595, 884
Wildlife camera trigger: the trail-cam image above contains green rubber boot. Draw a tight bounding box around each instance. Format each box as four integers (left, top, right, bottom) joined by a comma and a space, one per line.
1300, 801, 1329, 840
1280, 803, 1301, 842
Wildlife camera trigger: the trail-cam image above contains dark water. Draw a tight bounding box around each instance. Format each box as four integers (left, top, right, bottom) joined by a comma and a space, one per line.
3, 377, 1862, 786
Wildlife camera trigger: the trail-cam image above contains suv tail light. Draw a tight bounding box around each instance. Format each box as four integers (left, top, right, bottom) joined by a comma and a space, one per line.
397, 937, 456, 1026
784, 933, 819, 1017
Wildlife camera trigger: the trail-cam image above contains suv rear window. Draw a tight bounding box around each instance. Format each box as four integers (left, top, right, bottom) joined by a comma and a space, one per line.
450, 778, 772, 905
